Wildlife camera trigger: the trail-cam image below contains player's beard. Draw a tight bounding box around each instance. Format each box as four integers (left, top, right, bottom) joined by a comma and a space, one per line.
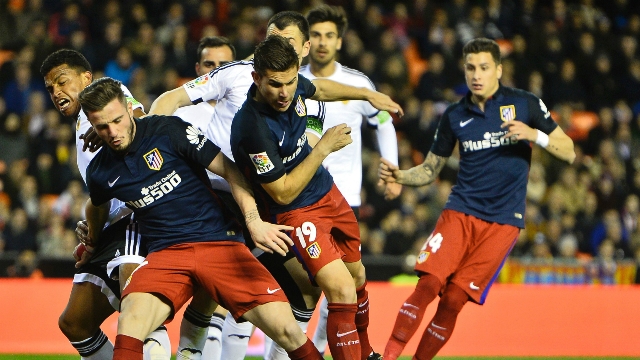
311, 51, 334, 67
114, 114, 136, 154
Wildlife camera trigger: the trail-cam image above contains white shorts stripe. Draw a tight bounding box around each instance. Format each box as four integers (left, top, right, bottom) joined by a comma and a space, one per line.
73, 273, 120, 310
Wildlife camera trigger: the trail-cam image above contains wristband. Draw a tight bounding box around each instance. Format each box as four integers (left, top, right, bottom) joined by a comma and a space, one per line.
535, 130, 549, 148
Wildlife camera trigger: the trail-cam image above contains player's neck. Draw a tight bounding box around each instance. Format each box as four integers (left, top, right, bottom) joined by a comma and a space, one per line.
471, 84, 499, 112
310, 60, 336, 78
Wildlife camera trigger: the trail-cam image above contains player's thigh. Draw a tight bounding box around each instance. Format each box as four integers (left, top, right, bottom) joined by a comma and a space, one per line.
344, 259, 366, 287
118, 292, 172, 340
59, 282, 115, 340
282, 256, 322, 309
119, 262, 140, 292
413, 209, 469, 284
314, 258, 356, 303
241, 301, 304, 345
188, 285, 219, 315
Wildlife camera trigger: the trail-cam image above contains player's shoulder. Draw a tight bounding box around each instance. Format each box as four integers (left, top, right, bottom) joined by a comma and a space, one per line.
499, 85, 539, 102
338, 64, 376, 89
211, 60, 254, 77
299, 64, 312, 76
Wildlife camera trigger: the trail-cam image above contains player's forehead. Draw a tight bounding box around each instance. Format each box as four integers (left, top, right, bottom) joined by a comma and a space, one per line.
310, 21, 339, 35
267, 24, 305, 45
464, 52, 497, 67
89, 98, 127, 123
263, 66, 298, 83
200, 46, 233, 63
44, 64, 79, 85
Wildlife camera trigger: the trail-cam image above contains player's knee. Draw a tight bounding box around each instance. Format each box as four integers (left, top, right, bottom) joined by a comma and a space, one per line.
350, 263, 367, 287
438, 285, 468, 314
58, 311, 94, 340
324, 281, 357, 303
270, 320, 306, 351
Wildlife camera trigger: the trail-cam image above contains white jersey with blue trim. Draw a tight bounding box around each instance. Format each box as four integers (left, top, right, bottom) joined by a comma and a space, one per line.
76, 84, 144, 223
300, 62, 398, 206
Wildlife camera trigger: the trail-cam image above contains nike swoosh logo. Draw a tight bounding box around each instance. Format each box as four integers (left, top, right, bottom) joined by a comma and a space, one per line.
431, 322, 447, 330
358, 298, 369, 308
108, 176, 121, 187
228, 334, 251, 339
336, 329, 357, 337
278, 132, 285, 146
470, 282, 480, 290
403, 302, 419, 310
460, 118, 474, 127
267, 287, 280, 294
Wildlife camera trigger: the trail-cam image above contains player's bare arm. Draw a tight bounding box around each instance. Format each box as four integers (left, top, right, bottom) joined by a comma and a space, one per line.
207, 152, 294, 255
379, 152, 448, 187
84, 198, 110, 246
500, 120, 576, 164
148, 87, 193, 116
310, 78, 404, 117
261, 123, 352, 205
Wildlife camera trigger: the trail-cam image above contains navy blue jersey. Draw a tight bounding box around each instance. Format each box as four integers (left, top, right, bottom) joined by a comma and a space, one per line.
87, 116, 244, 253
230, 74, 333, 215
431, 85, 558, 228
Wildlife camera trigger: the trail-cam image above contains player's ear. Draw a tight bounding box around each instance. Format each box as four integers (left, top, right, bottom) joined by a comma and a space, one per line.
496, 63, 503, 80
336, 37, 342, 51
82, 71, 92, 87
251, 71, 261, 85
302, 40, 310, 59
195, 62, 200, 75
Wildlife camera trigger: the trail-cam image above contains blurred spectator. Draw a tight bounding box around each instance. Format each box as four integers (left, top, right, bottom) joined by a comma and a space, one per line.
548, 59, 586, 109
232, 21, 258, 60
95, 20, 124, 71
456, 6, 503, 45
47, 2, 88, 47
585, 107, 616, 156
155, 2, 185, 46
2, 208, 36, 253
3, 62, 47, 116
166, 25, 196, 77
587, 53, 618, 111
0, 113, 29, 169
127, 23, 157, 64
587, 239, 617, 284
189, 1, 218, 41
37, 213, 76, 258
415, 52, 450, 102
104, 46, 139, 87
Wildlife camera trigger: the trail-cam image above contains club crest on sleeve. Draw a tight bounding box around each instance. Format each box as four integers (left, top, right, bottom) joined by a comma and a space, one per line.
417, 251, 430, 264
144, 148, 164, 171
500, 105, 516, 122
307, 242, 321, 258
249, 152, 275, 174
295, 95, 306, 117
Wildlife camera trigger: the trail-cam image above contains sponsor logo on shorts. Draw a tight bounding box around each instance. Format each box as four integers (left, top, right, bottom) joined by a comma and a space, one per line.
114, 249, 120, 257
267, 287, 280, 294
500, 105, 516, 122
306, 242, 321, 258
295, 95, 306, 116
249, 152, 275, 174
144, 148, 164, 171
417, 251, 430, 264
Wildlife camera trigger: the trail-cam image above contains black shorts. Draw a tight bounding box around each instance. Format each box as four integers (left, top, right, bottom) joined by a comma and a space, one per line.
73, 214, 146, 310
214, 190, 311, 318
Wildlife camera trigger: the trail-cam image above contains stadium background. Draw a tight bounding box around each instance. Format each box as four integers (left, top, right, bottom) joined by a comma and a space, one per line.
0, 0, 639, 357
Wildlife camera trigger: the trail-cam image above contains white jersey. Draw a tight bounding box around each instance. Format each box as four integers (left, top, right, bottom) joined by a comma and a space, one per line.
173, 101, 231, 192
76, 84, 144, 222
300, 62, 398, 206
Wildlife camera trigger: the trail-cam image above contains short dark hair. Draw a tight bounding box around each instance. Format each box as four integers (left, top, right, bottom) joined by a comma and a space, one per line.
40, 49, 92, 77
462, 38, 501, 64
267, 11, 309, 42
79, 77, 126, 115
306, 5, 348, 38
253, 36, 299, 76
197, 36, 236, 61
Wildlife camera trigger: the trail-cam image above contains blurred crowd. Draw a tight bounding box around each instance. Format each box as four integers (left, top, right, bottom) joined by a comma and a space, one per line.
0, 0, 640, 282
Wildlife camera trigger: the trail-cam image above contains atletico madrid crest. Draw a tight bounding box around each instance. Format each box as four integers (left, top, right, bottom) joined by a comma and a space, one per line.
144, 148, 164, 171
306, 242, 321, 258
295, 95, 306, 117
500, 105, 516, 122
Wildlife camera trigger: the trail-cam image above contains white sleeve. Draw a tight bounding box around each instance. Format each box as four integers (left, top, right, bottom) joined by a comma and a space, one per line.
374, 112, 398, 166
182, 61, 250, 103
120, 84, 144, 112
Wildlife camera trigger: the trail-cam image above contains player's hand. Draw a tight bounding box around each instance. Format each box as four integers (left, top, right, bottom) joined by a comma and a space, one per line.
80, 126, 104, 152
247, 220, 294, 256
366, 90, 404, 118
75, 220, 91, 245
316, 124, 352, 156
383, 181, 402, 200
73, 243, 95, 268
378, 157, 402, 184
500, 120, 535, 142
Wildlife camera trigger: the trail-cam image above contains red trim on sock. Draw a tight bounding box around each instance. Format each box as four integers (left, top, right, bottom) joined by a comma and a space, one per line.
113, 334, 143, 360
287, 338, 324, 360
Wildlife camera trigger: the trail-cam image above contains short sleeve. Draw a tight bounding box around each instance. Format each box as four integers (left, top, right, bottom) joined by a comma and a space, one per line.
87, 161, 110, 206
234, 112, 286, 184
305, 99, 324, 138
430, 108, 456, 157
160, 116, 221, 167
182, 61, 252, 103
527, 94, 558, 135
298, 74, 316, 98
121, 84, 144, 112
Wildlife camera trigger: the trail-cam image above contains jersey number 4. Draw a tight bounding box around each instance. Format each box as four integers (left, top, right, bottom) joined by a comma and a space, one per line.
421, 232, 443, 253
295, 221, 317, 248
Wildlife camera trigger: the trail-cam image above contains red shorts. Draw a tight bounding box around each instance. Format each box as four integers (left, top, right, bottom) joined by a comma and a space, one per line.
121, 241, 288, 321
276, 184, 361, 280
414, 209, 519, 304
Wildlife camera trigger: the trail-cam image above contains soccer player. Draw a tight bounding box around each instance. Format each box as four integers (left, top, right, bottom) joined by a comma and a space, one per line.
299, 6, 402, 356
149, 11, 402, 360
378, 38, 576, 360
80, 77, 324, 360
231, 35, 402, 360
172, 35, 236, 360
40, 49, 171, 360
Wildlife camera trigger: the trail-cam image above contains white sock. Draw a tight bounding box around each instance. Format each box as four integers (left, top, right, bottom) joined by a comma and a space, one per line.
265, 320, 309, 360
71, 330, 113, 360
312, 296, 329, 355
201, 312, 225, 360
144, 326, 171, 360
220, 312, 254, 360
264, 335, 274, 359
177, 319, 208, 360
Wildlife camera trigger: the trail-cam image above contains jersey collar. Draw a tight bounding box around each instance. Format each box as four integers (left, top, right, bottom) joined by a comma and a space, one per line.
463, 83, 506, 111
125, 117, 145, 154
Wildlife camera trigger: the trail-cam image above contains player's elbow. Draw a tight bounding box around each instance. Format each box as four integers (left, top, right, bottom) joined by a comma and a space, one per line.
271, 193, 295, 205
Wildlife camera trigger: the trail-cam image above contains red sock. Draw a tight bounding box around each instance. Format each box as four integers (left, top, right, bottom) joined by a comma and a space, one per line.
287, 338, 324, 360
413, 283, 468, 360
113, 334, 143, 360
355, 281, 372, 359
327, 302, 360, 360
383, 274, 441, 360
